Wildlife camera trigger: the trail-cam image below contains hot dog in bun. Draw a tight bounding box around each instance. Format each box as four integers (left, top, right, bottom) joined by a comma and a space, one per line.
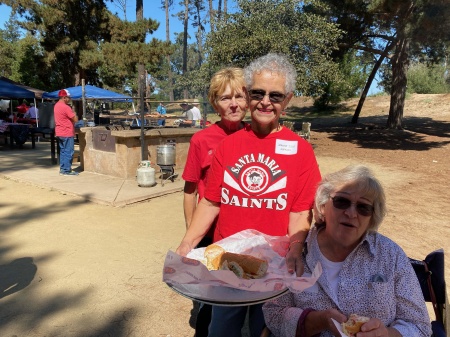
204, 244, 268, 279
341, 314, 370, 337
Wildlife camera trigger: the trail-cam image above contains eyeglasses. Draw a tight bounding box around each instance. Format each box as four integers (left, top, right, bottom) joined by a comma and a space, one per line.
247, 89, 287, 103
331, 196, 374, 217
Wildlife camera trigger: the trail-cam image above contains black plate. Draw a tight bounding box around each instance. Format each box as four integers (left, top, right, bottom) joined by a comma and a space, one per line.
167, 283, 288, 307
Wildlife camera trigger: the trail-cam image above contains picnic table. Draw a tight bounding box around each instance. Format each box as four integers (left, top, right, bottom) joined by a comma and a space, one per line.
0, 122, 31, 147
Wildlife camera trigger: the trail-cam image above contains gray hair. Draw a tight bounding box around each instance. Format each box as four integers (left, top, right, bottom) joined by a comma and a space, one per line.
244, 53, 297, 93
315, 165, 387, 231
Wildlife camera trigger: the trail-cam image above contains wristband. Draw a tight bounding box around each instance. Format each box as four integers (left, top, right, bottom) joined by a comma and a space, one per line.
296, 308, 315, 337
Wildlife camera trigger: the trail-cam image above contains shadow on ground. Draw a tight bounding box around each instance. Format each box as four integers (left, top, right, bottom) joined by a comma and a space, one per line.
0, 196, 138, 337
283, 105, 450, 151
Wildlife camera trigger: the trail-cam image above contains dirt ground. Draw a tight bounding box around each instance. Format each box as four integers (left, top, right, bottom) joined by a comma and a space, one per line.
0, 93, 449, 336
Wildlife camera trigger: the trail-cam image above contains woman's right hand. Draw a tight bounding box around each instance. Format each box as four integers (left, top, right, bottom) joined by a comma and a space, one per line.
175, 241, 193, 256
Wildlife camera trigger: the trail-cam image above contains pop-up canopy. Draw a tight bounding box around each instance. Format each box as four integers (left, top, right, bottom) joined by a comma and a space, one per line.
42, 85, 132, 101
0, 78, 36, 99
0, 76, 45, 99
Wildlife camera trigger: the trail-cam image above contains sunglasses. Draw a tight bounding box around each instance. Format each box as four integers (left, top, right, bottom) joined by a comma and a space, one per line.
331, 196, 374, 217
247, 89, 287, 103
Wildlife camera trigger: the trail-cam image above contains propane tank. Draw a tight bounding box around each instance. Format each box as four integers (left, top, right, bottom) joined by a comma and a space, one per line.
136, 160, 156, 187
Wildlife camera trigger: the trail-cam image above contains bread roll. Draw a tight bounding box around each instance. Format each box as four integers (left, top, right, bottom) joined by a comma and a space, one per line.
204, 244, 268, 279
341, 314, 370, 337
204, 244, 225, 270
219, 252, 268, 278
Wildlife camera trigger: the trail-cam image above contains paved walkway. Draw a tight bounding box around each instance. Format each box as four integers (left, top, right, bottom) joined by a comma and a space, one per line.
0, 139, 184, 206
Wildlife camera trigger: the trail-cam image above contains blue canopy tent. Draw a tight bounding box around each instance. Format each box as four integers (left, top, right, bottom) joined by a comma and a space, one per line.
0, 76, 44, 99
42, 85, 132, 101
0, 78, 37, 125
43, 85, 135, 127
0, 78, 36, 99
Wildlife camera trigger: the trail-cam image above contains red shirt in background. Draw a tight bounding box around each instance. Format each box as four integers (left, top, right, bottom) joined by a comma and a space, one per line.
54, 100, 76, 137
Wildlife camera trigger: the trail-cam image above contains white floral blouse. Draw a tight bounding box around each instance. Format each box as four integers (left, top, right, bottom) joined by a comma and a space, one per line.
263, 226, 432, 337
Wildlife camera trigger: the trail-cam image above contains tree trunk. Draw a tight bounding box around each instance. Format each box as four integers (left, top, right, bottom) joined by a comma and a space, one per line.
183, 0, 189, 99
145, 70, 151, 111
224, 0, 227, 16
165, 0, 174, 101
217, 0, 222, 21
209, 0, 215, 32
136, 0, 145, 111
136, 1, 143, 33
195, 1, 203, 67
352, 41, 394, 123
387, 35, 409, 129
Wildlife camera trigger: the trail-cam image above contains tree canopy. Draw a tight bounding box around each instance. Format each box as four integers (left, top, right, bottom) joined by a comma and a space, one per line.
206, 0, 343, 97
1, 0, 172, 94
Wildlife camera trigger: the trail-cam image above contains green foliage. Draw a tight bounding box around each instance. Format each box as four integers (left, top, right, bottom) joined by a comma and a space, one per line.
95, 12, 173, 95
314, 50, 370, 108
0, 12, 22, 78
0, 31, 16, 78
14, 34, 47, 90
4, 0, 113, 88
406, 62, 450, 94
152, 32, 211, 100
205, 0, 343, 97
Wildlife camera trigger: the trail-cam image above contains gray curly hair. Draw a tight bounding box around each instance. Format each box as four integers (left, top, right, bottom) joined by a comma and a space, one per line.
244, 53, 297, 93
315, 165, 387, 231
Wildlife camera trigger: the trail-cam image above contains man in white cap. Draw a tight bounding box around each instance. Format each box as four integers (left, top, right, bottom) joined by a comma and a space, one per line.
179, 101, 195, 127
54, 89, 79, 176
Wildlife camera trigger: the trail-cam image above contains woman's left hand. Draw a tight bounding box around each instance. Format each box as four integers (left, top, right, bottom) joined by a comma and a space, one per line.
359, 318, 401, 337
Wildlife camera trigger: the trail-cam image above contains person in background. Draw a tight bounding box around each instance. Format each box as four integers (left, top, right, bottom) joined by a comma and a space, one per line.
54, 89, 79, 176
178, 101, 195, 127
191, 99, 202, 127
182, 67, 248, 336
262, 165, 432, 337
156, 102, 166, 126
176, 53, 321, 337
24, 103, 38, 120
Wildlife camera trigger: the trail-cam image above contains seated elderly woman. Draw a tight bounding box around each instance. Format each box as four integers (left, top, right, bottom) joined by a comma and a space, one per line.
263, 165, 432, 337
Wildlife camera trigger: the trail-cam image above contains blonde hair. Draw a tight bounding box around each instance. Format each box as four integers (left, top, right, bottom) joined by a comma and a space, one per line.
208, 67, 245, 111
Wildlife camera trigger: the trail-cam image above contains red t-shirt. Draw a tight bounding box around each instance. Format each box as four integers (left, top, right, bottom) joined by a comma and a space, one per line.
54, 100, 76, 137
205, 125, 321, 242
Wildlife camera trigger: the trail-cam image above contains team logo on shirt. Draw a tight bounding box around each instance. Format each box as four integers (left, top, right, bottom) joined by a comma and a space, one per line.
242, 166, 268, 193
222, 153, 288, 210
